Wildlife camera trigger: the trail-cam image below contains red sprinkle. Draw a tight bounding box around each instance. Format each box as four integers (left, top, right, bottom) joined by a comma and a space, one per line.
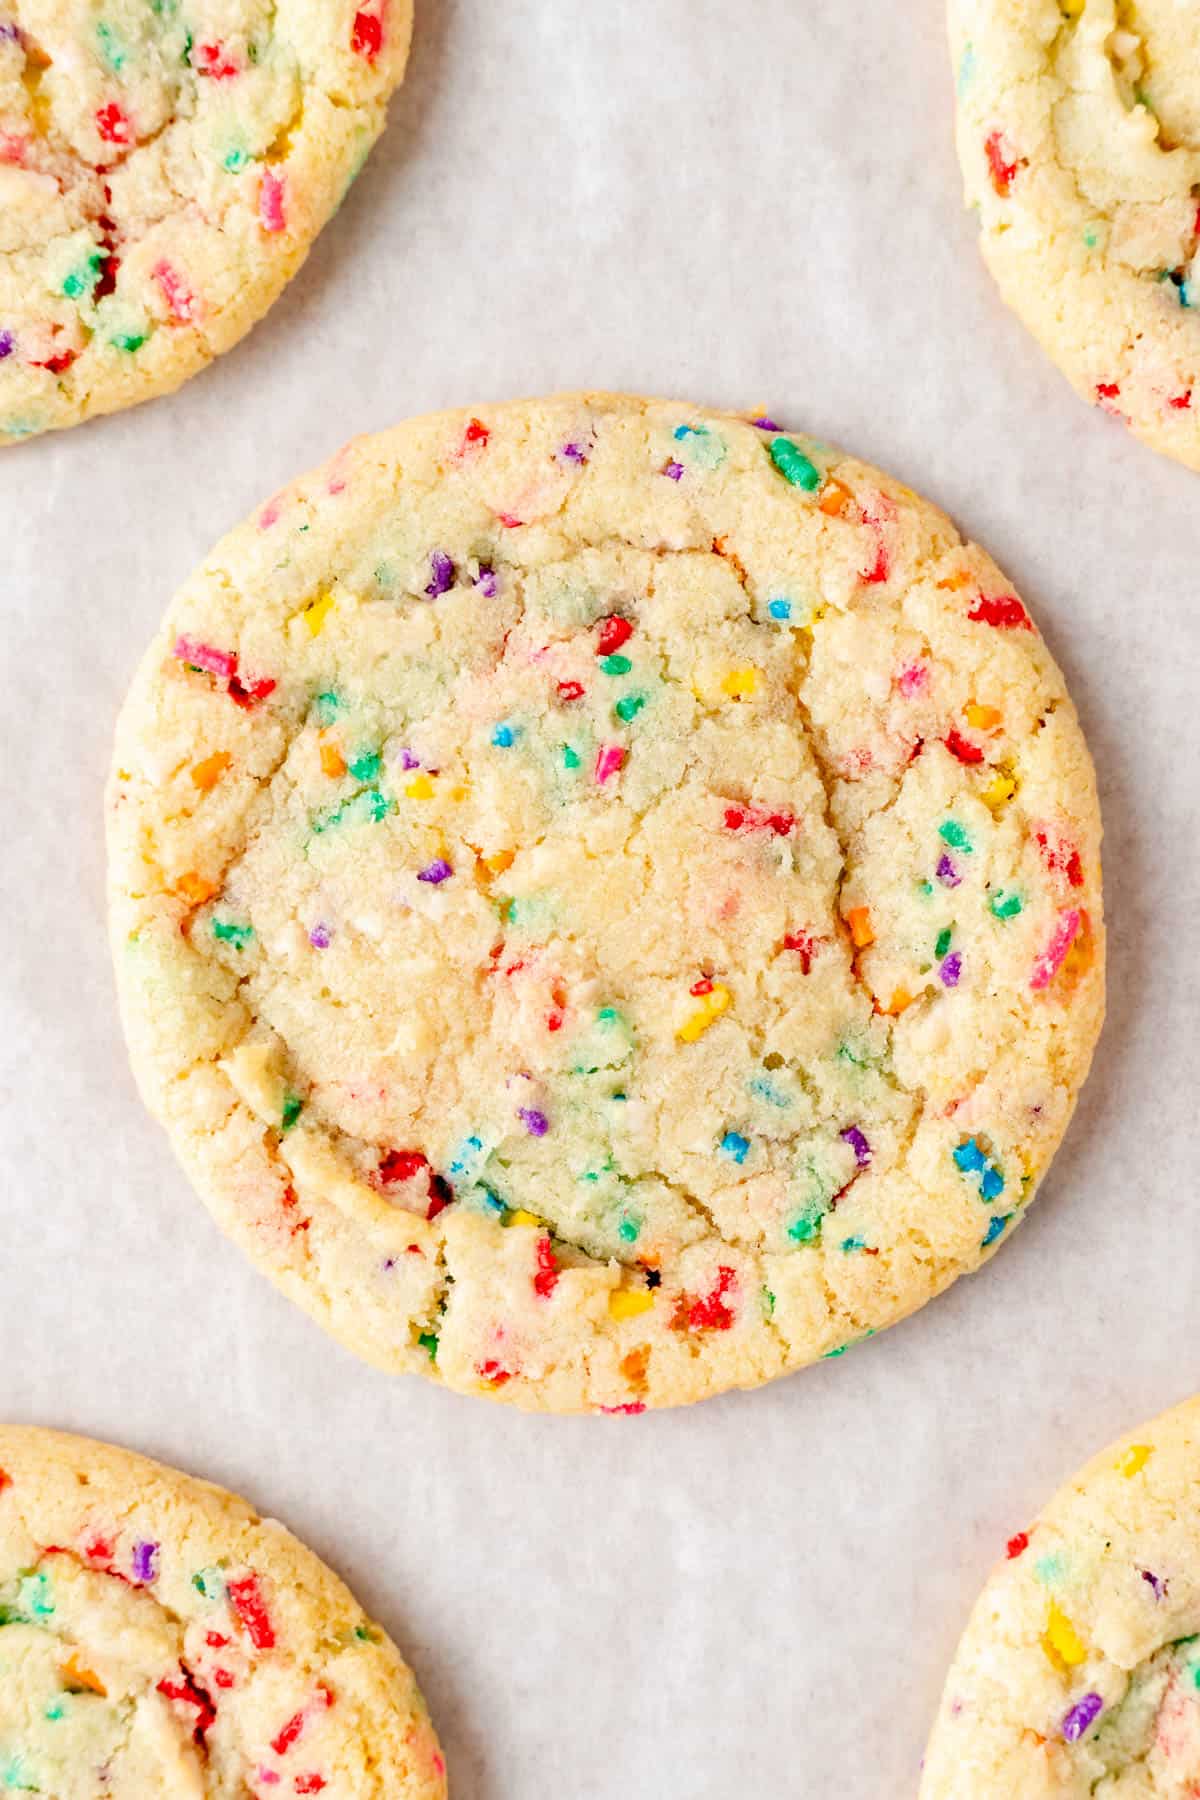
596, 615, 634, 656
458, 416, 489, 455
944, 728, 984, 766
1006, 1531, 1030, 1560
426, 1176, 452, 1221
861, 541, 889, 585
546, 1012, 564, 1032
213, 1668, 234, 1688
1096, 381, 1121, 401
477, 1360, 512, 1386
967, 593, 1033, 631
31, 348, 78, 375
226, 1573, 275, 1650
984, 129, 1021, 197
96, 102, 133, 146
272, 1709, 307, 1756
600, 1403, 647, 1415
1035, 830, 1083, 889
205, 1631, 229, 1649
379, 1149, 428, 1185
689, 977, 714, 996
228, 674, 276, 709
1169, 390, 1193, 410
194, 41, 239, 78
259, 167, 287, 234
533, 1234, 559, 1298
673, 1265, 738, 1333
556, 679, 585, 703
723, 806, 794, 836
351, 8, 383, 58
782, 931, 817, 973
295, 1780, 327, 1796
156, 1666, 216, 1741
0, 1469, 8, 1496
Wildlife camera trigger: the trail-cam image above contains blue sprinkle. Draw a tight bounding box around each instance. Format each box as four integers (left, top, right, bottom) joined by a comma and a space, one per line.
719, 1130, 750, 1165
953, 1138, 986, 1174
491, 723, 517, 748
840, 1236, 866, 1252
982, 1214, 1011, 1247
980, 1164, 1006, 1201
768, 598, 792, 621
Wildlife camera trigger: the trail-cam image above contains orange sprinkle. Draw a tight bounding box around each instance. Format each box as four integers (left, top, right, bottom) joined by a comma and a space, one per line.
483, 849, 515, 875
61, 1655, 106, 1696
620, 1346, 650, 1389
964, 702, 1002, 732
818, 478, 853, 517
883, 987, 914, 1016
190, 751, 231, 791
846, 906, 875, 949
937, 570, 972, 591
319, 738, 346, 779
176, 871, 218, 906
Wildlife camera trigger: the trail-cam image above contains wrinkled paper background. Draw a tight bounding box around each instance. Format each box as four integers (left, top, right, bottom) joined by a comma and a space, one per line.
2, 3, 1197, 1794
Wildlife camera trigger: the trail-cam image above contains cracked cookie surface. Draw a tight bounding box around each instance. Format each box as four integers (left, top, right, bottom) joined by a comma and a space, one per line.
0, 1427, 445, 1797
0, 0, 411, 443
106, 394, 1105, 1412
922, 1395, 1200, 1798
949, 0, 1200, 469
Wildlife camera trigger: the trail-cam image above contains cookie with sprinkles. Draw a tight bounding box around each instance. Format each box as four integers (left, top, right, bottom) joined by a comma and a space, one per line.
921, 1395, 1200, 1797
107, 393, 1105, 1412
949, 0, 1200, 470
0, 1427, 445, 1796
0, 0, 411, 443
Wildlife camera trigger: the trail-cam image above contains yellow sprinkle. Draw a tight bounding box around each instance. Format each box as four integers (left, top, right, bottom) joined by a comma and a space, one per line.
721, 668, 760, 699
190, 751, 231, 791
846, 906, 875, 949
1061, 0, 1084, 14
677, 983, 732, 1043
1116, 1443, 1152, 1479
965, 702, 1002, 732
609, 1289, 655, 1321
937, 569, 972, 592
405, 773, 435, 800
981, 771, 1017, 812
1042, 1602, 1087, 1669
303, 592, 335, 637
507, 1210, 542, 1229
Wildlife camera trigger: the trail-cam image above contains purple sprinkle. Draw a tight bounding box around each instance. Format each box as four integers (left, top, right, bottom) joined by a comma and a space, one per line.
132, 1540, 159, 1583
309, 922, 332, 949
0, 23, 19, 41
0, 330, 13, 361
475, 562, 498, 598
940, 952, 962, 988
752, 415, 781, 431
936, 853, 962, 889
840, 1125, 872, 1168
417, 858, 453, 885
1141, 1568, 1167, 1601
559, 442, 588, 464
1061, 1693, 1103, 1743
664, 460, 684, 481
397, 747, 420, 770
518, 1107, 549, 1137
424, 550, 455, 598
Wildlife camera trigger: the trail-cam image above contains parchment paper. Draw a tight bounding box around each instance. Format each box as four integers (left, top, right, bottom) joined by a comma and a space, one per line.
2, 3, 1197, 1794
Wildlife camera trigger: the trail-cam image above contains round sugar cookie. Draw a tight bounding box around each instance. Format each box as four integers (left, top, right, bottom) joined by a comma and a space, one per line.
106, 394, 1106, 1413
0, 1427, 445, 1797
921, 1396, 1200, 1798
949, 0, 1200, 470
0, 0, 411, 444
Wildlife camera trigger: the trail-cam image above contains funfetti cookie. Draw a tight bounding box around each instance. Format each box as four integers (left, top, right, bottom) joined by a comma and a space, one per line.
0, 0, 411, 443
106, 394, 1106, 1414
949, 0, 1200, 471
0, 1427, 446, 1797
920, 1395, 1200, 1798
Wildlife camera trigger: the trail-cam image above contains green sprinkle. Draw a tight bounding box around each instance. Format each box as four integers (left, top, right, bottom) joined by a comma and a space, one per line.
769, 436, 821, 491
313, 689, 342, 724
347, 749, 381, 783
763, 1287, 776, 1317
44, 1701, 65, 1721
614, 693, 646, 723
63, 252, 102, 300
1083, 225, 1099, 248
939, 819, 972, 851
223, 144, 250, 172
212, 919, 254, 950
18, 1572, 53, 1620
787, 1210, 822, 1245
562, 744, 582, 770
989, 888, 1023, 920
96, 21, 126, 69
840, 1236, 866, 1252
192, 1566, 224, 1599
822, 1344, 847, 1359
281, 1093, 303, 1133
600, 654, 632, 676
935, 927, 953, 958
354, 1623, 378, 1642
417, 1331, 439, 1361
617, 1215, 640, 1244
1034, 1552, 1064, 1586
111, 331, 146, 353
917, 879, 934, 898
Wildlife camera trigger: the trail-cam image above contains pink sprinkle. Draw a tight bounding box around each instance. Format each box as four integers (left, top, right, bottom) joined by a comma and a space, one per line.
0, 130, 28, 165
497, 512, 523, 529
258, 498, 283, 531
1030, 909, 1081, 991
897, 662, 928, 696
174, 636, 237, 680
256, 1773, 280, 1787
153, 259, 196, 322
600, 1403, 647, 1415
432, 1754, 446, 1777
258, 168, 286, 234
595, 745, 625, 784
